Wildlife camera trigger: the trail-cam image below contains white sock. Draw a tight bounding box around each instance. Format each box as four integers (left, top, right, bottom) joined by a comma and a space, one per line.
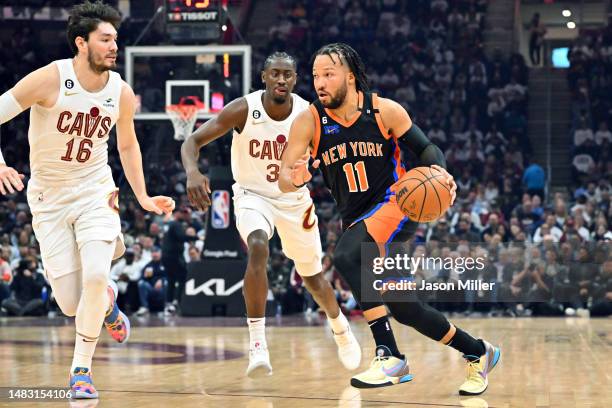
328, 312, 349, 334
247, 317, 267, 349
71, 332, 99, 372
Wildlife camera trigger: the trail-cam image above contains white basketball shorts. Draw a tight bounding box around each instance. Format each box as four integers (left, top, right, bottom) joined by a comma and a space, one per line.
27, 174, 125, 279
232, 185, 322, 277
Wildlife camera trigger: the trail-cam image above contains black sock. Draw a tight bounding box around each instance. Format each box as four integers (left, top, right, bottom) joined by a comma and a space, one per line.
446, 327, 486, 361
368, 315, 404, 359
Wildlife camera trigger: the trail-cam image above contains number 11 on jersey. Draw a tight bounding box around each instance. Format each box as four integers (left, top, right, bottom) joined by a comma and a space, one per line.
342, 161, 369, 192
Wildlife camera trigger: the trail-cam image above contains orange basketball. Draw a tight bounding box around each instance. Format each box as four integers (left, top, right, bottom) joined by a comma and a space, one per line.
394, 166, 452, 222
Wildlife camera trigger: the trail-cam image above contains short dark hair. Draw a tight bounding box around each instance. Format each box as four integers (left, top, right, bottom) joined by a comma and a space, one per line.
263, 51, 297, 70
66, 1, 121, 56
313, 43, 370, 92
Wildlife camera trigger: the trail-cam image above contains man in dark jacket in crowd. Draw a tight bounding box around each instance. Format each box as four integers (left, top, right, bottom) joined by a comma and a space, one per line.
162, 207, 197, 313
1, 258, 45, 316
135, 247, 167, 316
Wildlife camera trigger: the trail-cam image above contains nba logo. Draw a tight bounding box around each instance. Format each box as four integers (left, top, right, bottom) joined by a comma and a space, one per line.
211, 190, 230, 229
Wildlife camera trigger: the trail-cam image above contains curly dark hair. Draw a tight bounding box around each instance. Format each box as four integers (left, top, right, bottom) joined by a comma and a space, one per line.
312, 43, 370, 92
66, 1, 121, 56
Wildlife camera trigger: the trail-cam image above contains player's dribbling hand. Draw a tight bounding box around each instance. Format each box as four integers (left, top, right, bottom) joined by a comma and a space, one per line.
431, 164, 457, 205
0, 165, 25, 195
290, 153, 319, 188
186, 171, 212, 212
139, 195, 175, 216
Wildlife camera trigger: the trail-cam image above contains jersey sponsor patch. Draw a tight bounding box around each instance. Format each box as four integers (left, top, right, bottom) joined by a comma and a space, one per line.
324, 124, 340, 135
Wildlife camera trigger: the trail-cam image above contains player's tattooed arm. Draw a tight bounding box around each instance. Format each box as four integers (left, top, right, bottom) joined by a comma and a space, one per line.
279, 109, 319, 193
379, 97, 456, 205
117, 82, 174, 215
181, 97, 248, 212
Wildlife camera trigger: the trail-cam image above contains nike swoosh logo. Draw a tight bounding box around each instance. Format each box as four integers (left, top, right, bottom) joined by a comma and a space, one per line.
65, 91, 78, 96
82, 339, 96, 342
382, 360, 406, 376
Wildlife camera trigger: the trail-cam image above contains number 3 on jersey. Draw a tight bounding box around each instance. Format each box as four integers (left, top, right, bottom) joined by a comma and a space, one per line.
266, 163, 280, 182
342, 161, 369, 192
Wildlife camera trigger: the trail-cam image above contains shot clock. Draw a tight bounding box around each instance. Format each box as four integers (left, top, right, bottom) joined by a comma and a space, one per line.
165, 0, 222, 41
165, 0, 221, 23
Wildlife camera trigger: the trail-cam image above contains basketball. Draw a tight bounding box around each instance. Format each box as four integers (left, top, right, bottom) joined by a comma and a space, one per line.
394, 167, 452, 223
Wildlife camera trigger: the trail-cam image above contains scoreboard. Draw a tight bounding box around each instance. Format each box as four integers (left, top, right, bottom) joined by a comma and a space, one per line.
164, 0, 222, 41
165, 0, 220, 24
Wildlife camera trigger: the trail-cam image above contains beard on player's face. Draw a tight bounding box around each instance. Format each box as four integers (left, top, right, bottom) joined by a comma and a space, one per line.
87, 45, 116, 74
320, 80, 348, 109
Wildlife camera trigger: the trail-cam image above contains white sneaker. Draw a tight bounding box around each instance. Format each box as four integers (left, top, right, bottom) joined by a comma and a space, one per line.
576, 308, 590, 318
333, 326, 362, 370
164, 304, 176, 315
565, 307, 576, 316
246, 344, 272, 378
135, 307, 149, 316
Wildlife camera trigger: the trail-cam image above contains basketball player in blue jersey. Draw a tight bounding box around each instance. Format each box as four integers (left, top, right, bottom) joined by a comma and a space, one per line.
280, 43, 500, 395
182, 52, 360, 377
0, 1, 174, 399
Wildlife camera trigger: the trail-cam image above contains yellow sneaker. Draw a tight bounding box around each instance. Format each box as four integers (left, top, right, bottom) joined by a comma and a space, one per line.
350, 346, 413, 388
458, 340, 501, 396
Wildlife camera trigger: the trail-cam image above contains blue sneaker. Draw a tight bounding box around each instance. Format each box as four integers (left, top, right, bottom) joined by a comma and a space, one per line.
70, 367, 98, 399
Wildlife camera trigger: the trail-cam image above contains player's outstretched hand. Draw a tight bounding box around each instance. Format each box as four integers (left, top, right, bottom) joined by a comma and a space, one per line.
0, 165, 25, 195
186, 171, 212, 212
431, 164, 457, 205
139, 195, 175, 216
290, 153, 319, 187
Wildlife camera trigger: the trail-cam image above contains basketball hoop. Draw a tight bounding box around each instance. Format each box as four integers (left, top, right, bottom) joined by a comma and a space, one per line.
166, 96, 204, 141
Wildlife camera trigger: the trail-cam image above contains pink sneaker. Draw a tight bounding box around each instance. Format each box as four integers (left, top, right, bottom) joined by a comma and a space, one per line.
103, 281, 131, 343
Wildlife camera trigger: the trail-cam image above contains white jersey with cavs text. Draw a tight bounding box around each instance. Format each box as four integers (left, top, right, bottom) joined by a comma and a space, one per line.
28, 58, 122, 185
230, 90, 310, 199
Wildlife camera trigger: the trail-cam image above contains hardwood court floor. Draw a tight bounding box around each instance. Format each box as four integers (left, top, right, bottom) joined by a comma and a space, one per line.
0, 315, 610, 408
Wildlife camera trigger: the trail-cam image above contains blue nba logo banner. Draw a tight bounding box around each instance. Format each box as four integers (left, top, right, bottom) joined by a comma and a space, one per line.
211, 190, 230, 229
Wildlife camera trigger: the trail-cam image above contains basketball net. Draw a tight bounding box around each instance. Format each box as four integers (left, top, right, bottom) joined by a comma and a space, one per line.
166, 96, 204, 141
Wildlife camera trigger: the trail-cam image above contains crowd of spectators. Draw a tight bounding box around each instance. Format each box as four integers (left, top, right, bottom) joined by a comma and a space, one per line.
0, 1, 610, 319
567, 23, 612, 189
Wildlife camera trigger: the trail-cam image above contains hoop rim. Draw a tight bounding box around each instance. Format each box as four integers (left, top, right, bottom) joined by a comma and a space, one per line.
165, 103, 203, 121
165, 96, 204, 140
165, 96, 205, 117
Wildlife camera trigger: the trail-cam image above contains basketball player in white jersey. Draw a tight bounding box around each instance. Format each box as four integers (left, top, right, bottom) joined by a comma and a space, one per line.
0, 1, 174, 399
181, 52, 361, 377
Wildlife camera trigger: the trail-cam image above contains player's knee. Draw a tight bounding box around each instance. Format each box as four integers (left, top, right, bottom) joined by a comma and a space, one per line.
247, 234, 269, 266
82, 268, 109, 292
302, 273, 326, 294
386, 300, 424, 327
333, 245, 356, 274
